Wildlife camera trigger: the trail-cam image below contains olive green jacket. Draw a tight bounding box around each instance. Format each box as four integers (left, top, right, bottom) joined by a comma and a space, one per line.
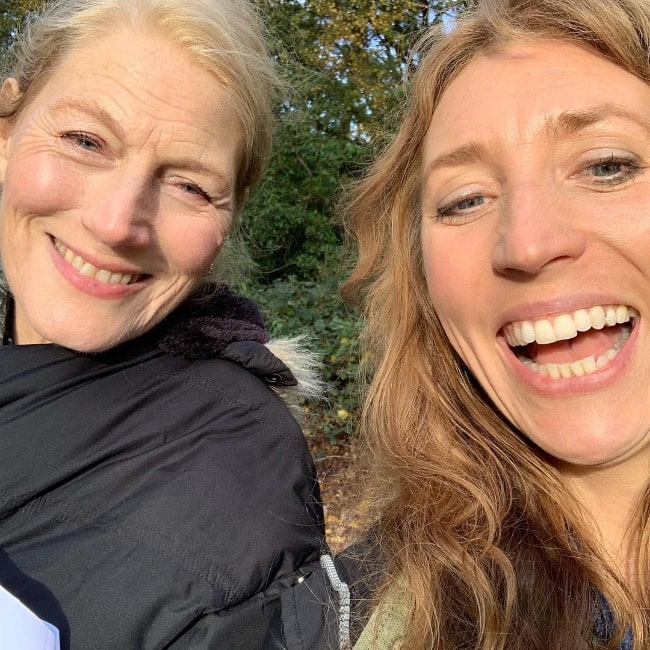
353, 595, 407, 649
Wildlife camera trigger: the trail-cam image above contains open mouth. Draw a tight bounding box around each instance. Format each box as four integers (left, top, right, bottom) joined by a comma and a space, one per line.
502, 305, 637, 378
53, 237, 146, 286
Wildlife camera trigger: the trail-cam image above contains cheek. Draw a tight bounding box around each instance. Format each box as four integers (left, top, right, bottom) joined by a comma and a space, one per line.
3, 150, 80, 217
423, 236, 466, 322
572, 187, 650, 260
161, 220, 227, 275
422, 222, 496, 317
600, 191, 650, 246
422, 233, 484, 364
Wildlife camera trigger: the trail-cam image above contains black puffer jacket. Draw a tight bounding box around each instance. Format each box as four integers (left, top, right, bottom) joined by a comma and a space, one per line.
0, 284, 341, 649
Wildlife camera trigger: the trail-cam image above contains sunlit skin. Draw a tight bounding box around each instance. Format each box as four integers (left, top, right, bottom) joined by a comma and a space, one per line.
0, 27, 243, 352
420, 42, 650, 554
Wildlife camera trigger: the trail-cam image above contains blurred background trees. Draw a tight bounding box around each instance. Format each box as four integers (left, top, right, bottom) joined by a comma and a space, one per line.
249, 0, 475, 280
0, 0, 35, 52
0, 0, 473, 444
244, 0, 474, 444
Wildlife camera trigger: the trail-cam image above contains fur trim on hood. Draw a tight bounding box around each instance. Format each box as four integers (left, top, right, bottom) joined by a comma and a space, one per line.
265, 336, 324, 417
156, 284, 323, 417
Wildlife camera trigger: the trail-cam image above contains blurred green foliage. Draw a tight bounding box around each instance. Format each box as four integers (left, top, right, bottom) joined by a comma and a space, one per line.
247, 0, 475, 281
244, 116, 362, 280
0, 0, 36, 60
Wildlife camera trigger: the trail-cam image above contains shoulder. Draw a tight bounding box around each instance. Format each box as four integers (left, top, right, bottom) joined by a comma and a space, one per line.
151, 350, 315, 473
71, 349, 326, 633
118, 350, 323, 548
82, 288, 326, 603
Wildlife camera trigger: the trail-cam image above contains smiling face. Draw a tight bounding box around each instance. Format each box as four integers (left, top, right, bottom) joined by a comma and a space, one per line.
421, 41, 650, 472
0, 27, 242, 351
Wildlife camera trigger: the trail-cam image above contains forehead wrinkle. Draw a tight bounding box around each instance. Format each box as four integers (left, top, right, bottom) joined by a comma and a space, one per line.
52, 96, 231, 188
422, 102, 650, 191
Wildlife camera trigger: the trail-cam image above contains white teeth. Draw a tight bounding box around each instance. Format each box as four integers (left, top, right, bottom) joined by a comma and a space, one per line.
521, 321, 535, 344
519, 346, 623, 379
53, 238, 140, 286
546, 363, 560, 379
533, 319, 556, 345
596, 355, 609, 369
513, 306, 635, 379
554, 314, 578, 341
504, 304, 637, 347
582, 356, 597, 374
570, 360, 584, 377
79, 262, 96, 277
573, 309, 591, 332
589, 306, 606, 330
616, 305, 629, 323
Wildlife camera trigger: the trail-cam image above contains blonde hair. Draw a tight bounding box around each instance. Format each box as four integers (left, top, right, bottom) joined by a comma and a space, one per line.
343, 0, 650, 647
1, 0, 279, 199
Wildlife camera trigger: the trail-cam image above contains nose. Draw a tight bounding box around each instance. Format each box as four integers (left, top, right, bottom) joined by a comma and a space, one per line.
491, 186, 586, 276
81, 174, 155, 248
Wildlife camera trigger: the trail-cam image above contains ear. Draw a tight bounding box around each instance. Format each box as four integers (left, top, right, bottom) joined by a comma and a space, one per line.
0, 78, 20, 183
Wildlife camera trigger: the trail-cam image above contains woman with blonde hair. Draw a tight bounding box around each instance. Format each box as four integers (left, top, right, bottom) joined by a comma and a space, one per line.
344, 0, 650, 647
0, 1, 332, 648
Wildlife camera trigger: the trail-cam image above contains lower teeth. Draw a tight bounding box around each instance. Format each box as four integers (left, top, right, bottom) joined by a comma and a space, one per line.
518, 325, 631, 378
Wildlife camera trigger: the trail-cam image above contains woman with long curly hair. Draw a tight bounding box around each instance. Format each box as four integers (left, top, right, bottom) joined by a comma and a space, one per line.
344, 0, 650, 647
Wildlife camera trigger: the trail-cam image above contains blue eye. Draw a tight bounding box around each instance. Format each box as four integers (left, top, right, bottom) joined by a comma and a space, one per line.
436, 194, 489, 221
63, 131, 101, 151
591, 161, 624, 177
179, 181, 211, 201
583, 155, 641, 185
455, 196, 487, 210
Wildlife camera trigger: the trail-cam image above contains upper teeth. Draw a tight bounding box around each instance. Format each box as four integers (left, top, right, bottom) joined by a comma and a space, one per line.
503, 305, 637, 348
54, 239, 139, 285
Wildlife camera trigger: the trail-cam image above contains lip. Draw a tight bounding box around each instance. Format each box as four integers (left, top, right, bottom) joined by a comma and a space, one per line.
48, 235, 150, 298
497, 313, 640, 395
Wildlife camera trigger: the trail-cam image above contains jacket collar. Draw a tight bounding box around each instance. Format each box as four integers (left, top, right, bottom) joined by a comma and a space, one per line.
0, 279, 297, 387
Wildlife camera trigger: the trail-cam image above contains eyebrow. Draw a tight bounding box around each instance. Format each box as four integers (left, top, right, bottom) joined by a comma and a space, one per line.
51, 97, 127, 141
422, 103, 650, 183
544, 103, 650, 137
162, 158, 234, 196
422, 142, 490, 179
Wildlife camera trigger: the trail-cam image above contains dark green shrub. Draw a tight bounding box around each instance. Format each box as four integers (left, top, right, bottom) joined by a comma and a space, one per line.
238, 257, 362, 444
242, 115, 362, 281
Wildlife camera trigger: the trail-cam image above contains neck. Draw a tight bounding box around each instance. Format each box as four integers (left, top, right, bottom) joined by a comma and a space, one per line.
558, 458, 648, 583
